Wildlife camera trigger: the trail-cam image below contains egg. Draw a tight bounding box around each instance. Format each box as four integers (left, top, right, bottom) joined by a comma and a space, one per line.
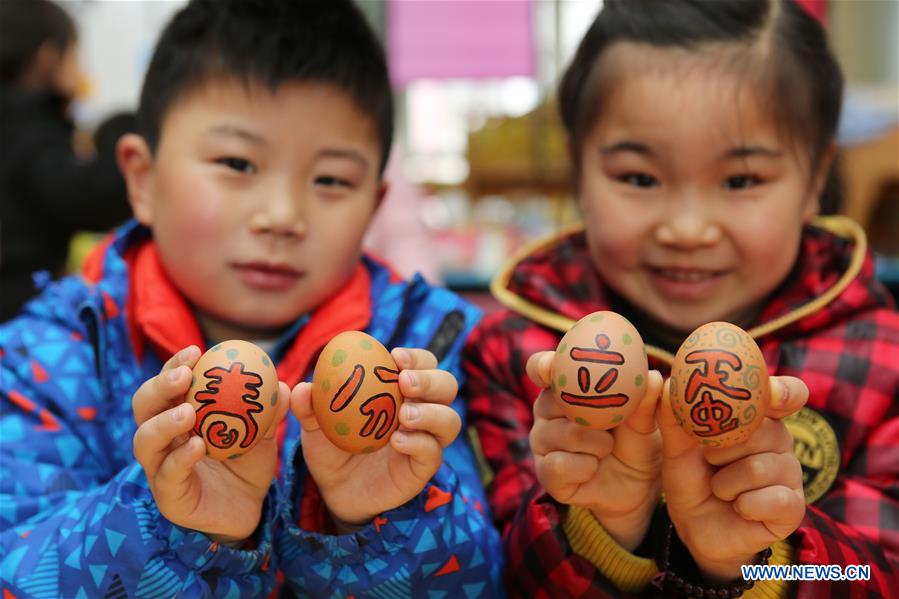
311, 331, 402, 454
669, 322, 770, 448
550, 311, 649, 430
185, 340, 279, 460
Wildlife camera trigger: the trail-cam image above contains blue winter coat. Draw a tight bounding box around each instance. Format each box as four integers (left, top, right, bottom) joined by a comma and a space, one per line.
0, 222, 504, 598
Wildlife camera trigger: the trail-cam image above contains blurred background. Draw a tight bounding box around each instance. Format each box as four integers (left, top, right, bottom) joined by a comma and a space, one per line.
49, 0, 899, 310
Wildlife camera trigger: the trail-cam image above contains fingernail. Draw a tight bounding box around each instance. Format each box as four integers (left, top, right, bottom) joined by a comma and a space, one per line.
168, 367, 183, 383
393, 431, 408, 444
402, 371, 416, 389
775, 379, 789, 408
172, 404, 189, 422
403, 404, 419, 421
178, 346, 194, 362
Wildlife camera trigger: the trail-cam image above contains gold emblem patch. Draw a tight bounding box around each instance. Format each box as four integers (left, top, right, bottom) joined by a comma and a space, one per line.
785, 407, 840, 504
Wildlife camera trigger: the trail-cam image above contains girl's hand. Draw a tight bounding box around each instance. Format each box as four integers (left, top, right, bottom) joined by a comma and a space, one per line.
527, 351, 665, 550
659, 376, 808, 582
290, 348, 461, 530
132, 345, 290, 545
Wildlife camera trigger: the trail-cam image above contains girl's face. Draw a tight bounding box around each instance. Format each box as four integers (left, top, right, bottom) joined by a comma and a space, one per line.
578, 44, 828, 336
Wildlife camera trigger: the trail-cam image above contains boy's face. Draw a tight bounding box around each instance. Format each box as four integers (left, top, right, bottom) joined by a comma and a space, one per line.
577, 45, 827, 336
120, 80, 385, 341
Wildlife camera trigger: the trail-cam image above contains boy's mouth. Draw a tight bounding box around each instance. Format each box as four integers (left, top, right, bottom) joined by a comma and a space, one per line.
646, 266, 726, 299
233, 261, 304, 291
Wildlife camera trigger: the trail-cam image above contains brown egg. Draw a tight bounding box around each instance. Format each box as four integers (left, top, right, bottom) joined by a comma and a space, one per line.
185, 340, 279, 460
550, 311, 649, 430
669, 322, 770, 448
311, 331, 402, 454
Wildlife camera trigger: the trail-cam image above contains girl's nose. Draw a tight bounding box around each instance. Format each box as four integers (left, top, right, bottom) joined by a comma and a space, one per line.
655, 200, 722, 248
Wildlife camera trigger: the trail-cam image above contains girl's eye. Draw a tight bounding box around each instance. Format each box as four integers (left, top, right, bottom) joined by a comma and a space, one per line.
723, 175, 762, 190
620, 173, 658, 188
215, 157, 256, 174
315, 175, 352, 188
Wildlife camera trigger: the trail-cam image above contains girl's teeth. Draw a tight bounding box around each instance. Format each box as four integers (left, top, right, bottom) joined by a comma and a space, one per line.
662, 269, 712, 282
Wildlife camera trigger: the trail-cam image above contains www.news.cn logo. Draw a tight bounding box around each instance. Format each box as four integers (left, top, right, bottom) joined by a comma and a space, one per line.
742, 564, 871, 581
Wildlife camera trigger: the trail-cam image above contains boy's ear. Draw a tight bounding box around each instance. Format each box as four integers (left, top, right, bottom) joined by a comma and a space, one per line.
805, 142, 837, 221
117, 133, 155, 225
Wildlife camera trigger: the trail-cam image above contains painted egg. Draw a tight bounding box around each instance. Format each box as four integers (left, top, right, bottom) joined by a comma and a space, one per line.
550, 311, 649, 430
185, 340, 279, 460
669, 322, 770, 448
311, 331, 402, 454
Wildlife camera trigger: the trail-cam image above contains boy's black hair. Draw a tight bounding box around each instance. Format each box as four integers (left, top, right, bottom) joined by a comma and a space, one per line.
559, 0, 843, 177
138, 0, 393, 173
0, 0, 76, 85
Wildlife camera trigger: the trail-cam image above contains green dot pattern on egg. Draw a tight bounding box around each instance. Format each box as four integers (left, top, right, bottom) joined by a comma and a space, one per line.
261, 355, 270, 366
335, 422, 351, 436
228, 454, 241, 459
612, 414, 624, 424
321, 379, 331, 393
360, 338, 373, 350
332, 349, 347, 367
635, 374, 644, 386
559, 374, 567, 387
590, 314, 604, 322
575, 417, 590, 426
271, 391, 278, 406
361, 446, 376, 454
211, 344, 222, 352
558, 342, 567, 354
623, 334, 632, 345
226, 348, 239, 360
191, 375, 196, 387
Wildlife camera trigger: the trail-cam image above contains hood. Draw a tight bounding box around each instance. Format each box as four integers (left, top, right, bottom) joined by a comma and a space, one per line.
491, 216, 891, 363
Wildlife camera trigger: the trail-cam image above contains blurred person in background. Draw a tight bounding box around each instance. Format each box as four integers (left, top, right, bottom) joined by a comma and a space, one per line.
0, 0, 134, 321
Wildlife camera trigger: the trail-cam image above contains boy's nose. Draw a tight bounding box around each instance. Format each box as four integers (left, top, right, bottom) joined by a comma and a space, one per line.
249, 196, 306, 238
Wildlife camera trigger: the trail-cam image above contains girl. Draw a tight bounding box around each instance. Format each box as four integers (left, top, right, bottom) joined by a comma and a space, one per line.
465, 0, 898, 597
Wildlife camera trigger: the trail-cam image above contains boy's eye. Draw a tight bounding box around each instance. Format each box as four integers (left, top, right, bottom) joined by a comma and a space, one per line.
723, 175, 761, 190
620, 173, 658, 188
315, 175, 352, 188
215, 157, 256, 174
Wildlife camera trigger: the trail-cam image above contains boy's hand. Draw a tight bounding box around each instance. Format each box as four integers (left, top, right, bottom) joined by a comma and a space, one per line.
132, 345, 290, 546
527, 351, 665, 551
291, 348, 461, 530
659, 376, 808, 582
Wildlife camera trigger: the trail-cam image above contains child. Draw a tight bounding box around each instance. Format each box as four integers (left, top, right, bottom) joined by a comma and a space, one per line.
465, 0, 898, 597
0, 0, 134, 321
0, 0, 503, 596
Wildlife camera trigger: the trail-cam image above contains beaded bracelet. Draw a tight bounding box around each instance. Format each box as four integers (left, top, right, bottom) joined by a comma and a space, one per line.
657, 522, 773, 598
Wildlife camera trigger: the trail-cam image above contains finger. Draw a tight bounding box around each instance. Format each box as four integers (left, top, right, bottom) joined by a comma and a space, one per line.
154, 435, 206, 494
391, 347, 438, 371
133, 403, 197, 478
658, 379, 700, 459
703, 419, 795, 466
533, 388, 567, 421
390, 430, 442, 481
526, 351, 555, 388
710, 452, 804, 502
399, 402, 461, 448
263, 381, 291, 440
734, 486, 806, 539
399, 369, 458, 405
766, 376, 809, 420
623, 370, 664, 435
536, 451, 600, 503
529, 416, 614, 458
289, 382, 320, 433
132, 362, 197, 426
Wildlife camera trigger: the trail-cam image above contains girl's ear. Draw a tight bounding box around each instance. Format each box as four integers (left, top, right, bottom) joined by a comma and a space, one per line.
117, 134, 155, 225
805, 142, 837, 221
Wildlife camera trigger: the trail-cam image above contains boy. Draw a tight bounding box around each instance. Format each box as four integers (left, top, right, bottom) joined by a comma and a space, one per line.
0, 1, 503, 596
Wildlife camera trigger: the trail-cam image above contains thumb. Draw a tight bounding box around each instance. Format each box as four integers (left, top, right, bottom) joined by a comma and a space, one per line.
658, 379, 700, 460
658, 379, 711, 507
289, 382, 321, 433
765, 376, 809, 420
526, 351, 555, 388
623, 370, 664, 435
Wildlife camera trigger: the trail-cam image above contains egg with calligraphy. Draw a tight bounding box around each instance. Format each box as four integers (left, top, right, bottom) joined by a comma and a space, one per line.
311, 331, 402, 454
669, 322, 770, 448
550, 311, 648, 430
185, 340, 279, 460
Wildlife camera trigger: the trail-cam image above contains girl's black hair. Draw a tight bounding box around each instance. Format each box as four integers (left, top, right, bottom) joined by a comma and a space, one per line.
138, 0, 393, 173
559, 0, 843, 176
0, 0, 77, 85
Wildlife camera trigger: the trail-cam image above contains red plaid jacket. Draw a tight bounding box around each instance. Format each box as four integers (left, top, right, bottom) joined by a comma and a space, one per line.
464, 217, 899, 598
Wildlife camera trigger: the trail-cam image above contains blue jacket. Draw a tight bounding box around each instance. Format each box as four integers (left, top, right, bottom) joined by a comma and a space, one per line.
0, 222, 504, 598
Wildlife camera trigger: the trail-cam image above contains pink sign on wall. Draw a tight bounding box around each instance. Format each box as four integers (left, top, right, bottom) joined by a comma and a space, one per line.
387, 0, 535, 87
